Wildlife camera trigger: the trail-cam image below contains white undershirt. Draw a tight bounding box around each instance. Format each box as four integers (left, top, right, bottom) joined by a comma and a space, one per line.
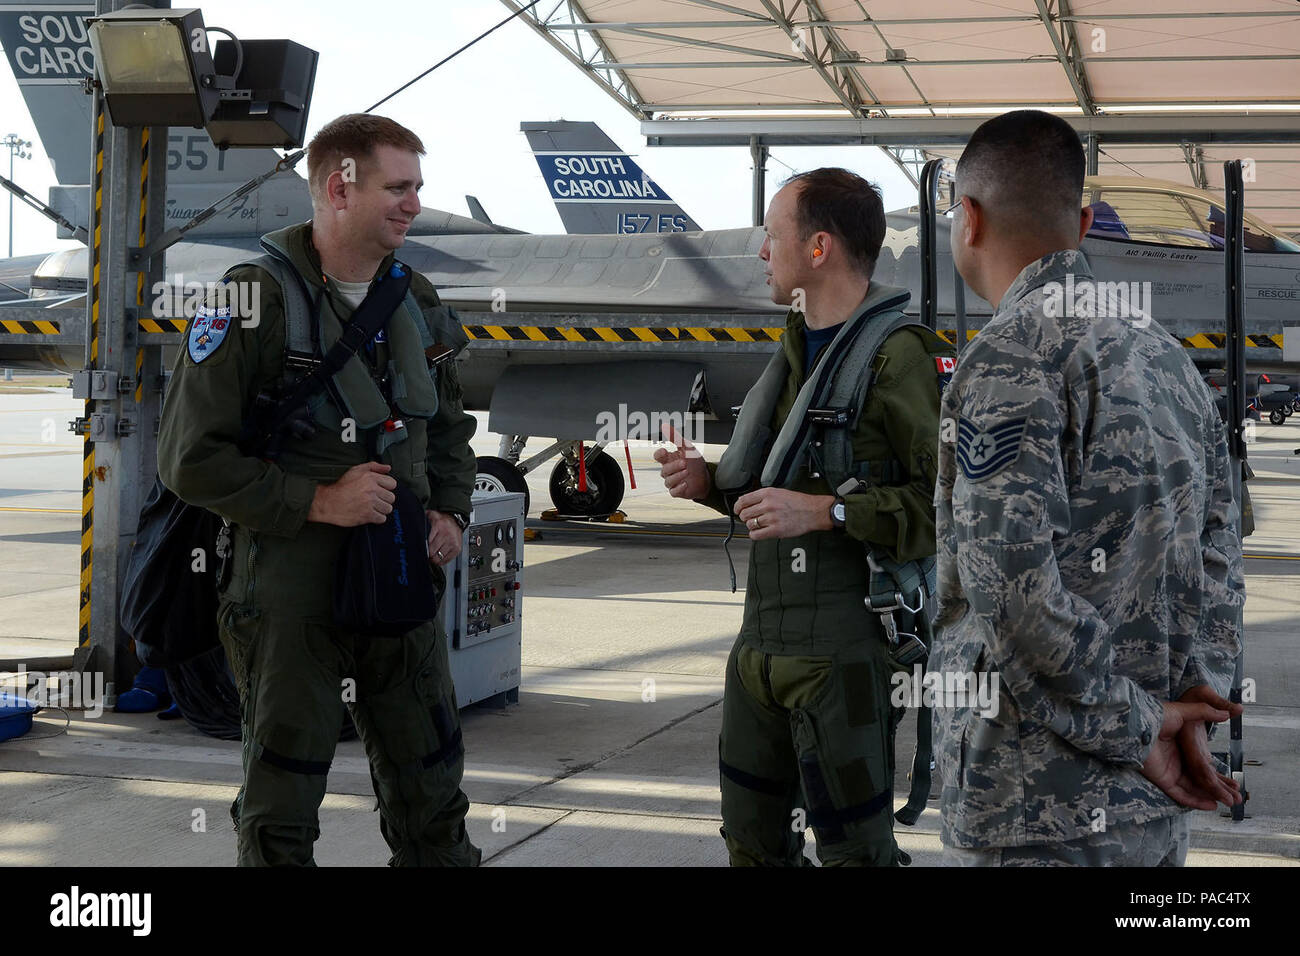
325, 273, 371, 311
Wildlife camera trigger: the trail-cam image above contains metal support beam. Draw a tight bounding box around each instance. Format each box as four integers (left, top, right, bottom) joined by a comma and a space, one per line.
498, 0, 650, 121
1181, 143, 1210, 190
756, 0, 862, 116
953, 261, 967, 354
643, 114, 1300, 148
918, 159, 942, 331
1222, 158, 1247, 824
1034, 0, 1096, 115
1086, 133, 1099, 175
76, 0, 171, 702
882, 148, 922, 189
749, 136, 768, 226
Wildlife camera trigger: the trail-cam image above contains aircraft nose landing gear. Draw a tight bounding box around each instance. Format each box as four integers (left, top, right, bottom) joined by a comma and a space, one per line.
480, 438, 628, 520
548, 442, 625, 518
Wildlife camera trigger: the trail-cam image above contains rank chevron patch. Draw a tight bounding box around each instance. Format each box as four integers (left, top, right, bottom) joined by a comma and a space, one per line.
957, 417, 1028, 481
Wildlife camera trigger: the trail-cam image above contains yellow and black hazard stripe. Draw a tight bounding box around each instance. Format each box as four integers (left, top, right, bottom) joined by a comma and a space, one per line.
133, 129, 150, 404
0, 318, 60, 334
137, 318, 188, 333
80, 109, 106, 651
462, 323, 786, 343
1179, 333, 1284, 349
7, 321, 1291, 353
934, 330, 977, 346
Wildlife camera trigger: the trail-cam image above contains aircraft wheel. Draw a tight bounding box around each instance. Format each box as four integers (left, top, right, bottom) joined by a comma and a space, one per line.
475, 456, 530, 514
1292, 398, 1300, 413
1269, 409, 1286, 425
549, 450, 625, 516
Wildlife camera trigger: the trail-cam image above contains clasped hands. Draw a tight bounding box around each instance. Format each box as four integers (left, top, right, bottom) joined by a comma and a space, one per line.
1141, 685, 1244, 811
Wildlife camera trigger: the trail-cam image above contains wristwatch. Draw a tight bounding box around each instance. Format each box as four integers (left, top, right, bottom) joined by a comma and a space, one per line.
829, 497, 847, 530
448, 511, 471, 532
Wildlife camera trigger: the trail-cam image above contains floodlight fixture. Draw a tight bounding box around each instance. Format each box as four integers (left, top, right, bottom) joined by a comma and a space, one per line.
88, 8, 318, 148
88, 8, 218, 129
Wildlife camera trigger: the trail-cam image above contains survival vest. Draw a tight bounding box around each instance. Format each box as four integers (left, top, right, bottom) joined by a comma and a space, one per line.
715, 282, 949, 828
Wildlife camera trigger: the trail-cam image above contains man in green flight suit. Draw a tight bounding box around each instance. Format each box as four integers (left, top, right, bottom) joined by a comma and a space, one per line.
655, 168, 954, 865
158, 114, 480, 867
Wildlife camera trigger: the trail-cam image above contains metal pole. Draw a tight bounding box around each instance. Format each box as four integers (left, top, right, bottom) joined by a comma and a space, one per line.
1086, 132, 1099, 176
918, 158, 942, 330
954, 262, 967, 353
1223, 159, 1247, 823
3, 134, 30, 258
749, 135, 768, 226
75, 0, 171, 701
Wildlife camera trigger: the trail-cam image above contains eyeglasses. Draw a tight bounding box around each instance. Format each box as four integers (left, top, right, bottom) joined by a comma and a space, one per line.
940, 197, 965, 217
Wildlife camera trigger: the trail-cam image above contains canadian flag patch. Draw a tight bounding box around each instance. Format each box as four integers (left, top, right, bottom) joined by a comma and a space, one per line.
935, 356, 956, 374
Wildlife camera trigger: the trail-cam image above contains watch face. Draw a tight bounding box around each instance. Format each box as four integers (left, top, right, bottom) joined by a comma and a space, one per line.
833, 502, 846, 522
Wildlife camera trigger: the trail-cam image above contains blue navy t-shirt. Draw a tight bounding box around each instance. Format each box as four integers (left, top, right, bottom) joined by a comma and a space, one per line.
803, 323, 841, 378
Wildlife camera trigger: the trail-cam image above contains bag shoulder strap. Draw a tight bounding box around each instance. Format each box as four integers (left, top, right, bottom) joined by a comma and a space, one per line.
236, 259, 413, 455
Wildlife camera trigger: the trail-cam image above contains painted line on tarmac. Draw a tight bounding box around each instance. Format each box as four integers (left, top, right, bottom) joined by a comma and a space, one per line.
530, 523, 742, 539
0, 507, 80, 514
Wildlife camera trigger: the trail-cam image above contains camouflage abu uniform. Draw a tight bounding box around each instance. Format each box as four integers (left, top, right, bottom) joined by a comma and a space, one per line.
931, 249, 1244, 864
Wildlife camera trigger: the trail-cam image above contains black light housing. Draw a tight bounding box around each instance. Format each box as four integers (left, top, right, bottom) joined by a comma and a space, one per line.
206, 39, 318, 149
88, 9, 317, 149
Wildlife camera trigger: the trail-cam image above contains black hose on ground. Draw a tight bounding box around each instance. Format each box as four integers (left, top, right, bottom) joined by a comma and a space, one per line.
165, 646, 356, 742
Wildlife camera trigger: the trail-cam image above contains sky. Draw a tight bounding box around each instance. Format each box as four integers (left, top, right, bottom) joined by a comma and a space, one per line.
0, 0, 918, 257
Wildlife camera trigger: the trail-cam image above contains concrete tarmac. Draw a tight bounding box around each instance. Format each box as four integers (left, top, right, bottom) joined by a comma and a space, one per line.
1, 374, 1297, 866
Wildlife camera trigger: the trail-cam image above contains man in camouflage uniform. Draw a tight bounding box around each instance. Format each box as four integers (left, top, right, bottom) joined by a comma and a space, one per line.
933, 110, 1245, 866
656, 169, 954, 865
158, 115, 480, 866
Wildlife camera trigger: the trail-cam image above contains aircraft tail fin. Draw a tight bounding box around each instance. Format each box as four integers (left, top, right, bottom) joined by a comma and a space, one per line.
522, 120, 700, 235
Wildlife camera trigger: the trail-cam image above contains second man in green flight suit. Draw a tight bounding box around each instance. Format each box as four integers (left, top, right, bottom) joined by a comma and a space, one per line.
656, 168, 953, 865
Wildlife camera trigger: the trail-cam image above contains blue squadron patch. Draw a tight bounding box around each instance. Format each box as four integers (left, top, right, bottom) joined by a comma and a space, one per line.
187, 305, 232, 363
957, 417, 1027, 481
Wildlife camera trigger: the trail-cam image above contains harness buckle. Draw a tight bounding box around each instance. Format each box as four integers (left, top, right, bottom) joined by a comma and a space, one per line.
867, 581, 930, 667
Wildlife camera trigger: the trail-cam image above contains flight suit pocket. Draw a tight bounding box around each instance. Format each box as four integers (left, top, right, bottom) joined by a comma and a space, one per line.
357, 626, 461, 773
216, 601, 261, 698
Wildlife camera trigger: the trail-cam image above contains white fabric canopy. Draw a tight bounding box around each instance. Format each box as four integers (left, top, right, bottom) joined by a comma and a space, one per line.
502, 0, 1300, 231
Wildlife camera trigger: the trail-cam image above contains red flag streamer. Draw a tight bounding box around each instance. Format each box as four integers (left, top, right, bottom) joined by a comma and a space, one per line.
577, 440, 588, 492
624, 439, 637, 489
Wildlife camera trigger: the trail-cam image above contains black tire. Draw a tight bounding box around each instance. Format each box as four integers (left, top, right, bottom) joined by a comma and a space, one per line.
1292, 398, 1300, 413
475, 455, 530, 514
1269, 409, 1285, 425
549, 450, 625, 516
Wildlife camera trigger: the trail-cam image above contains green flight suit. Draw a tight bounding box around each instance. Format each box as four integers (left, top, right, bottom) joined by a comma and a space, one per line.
157, 222, 480, 867
700, 285, 951, 866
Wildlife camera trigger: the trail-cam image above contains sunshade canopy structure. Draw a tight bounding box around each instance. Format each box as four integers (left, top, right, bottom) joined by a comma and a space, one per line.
502, 0, 1300, 234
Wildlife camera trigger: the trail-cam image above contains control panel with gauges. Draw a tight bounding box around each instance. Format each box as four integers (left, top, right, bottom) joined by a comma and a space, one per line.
442, 492, 525, 708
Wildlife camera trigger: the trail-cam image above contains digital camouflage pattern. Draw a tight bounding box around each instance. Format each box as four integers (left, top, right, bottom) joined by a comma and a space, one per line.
931, 249, 1244, 849
944, 812, 1190, 867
